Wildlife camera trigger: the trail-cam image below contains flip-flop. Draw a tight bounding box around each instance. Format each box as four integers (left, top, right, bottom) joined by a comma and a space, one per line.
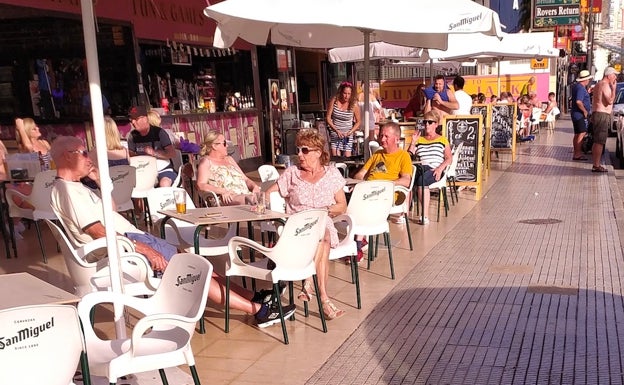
572, 156, 588, 161
592, 166, 608, 173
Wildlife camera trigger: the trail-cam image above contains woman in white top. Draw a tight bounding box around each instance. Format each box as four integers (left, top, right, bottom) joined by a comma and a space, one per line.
196, 131, 259, 206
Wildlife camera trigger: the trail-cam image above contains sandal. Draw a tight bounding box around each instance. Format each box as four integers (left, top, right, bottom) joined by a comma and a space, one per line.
592, 166, 608, 173
322, 299, 345, 320
297, 280, 316, 301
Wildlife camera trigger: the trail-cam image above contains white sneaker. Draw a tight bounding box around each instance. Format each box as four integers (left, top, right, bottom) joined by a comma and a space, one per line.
392, 215, 406, 224
14, 221, 26, 233
417, 217, 430, 225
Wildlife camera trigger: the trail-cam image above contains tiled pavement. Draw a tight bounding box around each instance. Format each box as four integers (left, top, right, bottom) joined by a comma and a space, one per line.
307, 118, 624, 385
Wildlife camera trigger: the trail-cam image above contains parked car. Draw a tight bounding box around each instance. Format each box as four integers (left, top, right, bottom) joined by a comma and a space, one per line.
610, 82, 624, 136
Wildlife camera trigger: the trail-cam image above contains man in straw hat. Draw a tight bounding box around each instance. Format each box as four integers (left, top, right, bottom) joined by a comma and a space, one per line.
570, 69, 592, 161
589, 66, 619, 172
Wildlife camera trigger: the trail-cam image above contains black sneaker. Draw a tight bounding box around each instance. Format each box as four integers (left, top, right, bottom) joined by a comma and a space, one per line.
251, 282, 287, 304
255, 303, 296, 328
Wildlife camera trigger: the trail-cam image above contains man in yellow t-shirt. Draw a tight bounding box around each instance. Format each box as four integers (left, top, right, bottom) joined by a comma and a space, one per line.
353, 122, 413, 260
354, 122, 412, 188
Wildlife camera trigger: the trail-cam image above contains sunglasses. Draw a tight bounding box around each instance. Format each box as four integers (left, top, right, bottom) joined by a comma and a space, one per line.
213, 141, 227, 147
423, 120, 437, 125
68, 149, 89, 158
296, 146, 316, 154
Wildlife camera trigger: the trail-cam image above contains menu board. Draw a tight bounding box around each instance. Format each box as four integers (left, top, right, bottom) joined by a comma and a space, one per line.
490, 104, 516, 149
470, 103, 492, 176
442, 115, 483, 185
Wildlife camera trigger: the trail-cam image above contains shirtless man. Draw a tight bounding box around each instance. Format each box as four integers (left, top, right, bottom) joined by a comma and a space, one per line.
423, 75, 458, 117
590, 67, 619, 173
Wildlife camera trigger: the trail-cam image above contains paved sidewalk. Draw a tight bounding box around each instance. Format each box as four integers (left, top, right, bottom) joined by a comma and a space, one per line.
307, 118, 624, 384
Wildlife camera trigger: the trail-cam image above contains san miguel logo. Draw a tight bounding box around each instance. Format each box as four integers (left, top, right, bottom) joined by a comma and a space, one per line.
111, 171, 130, 183
160, 197, 175, 210
363, 186, 387, 200
294, 218, 319, 236
448, 13, 483, 31
176, 272, 202, 287
0, 317, 55, 350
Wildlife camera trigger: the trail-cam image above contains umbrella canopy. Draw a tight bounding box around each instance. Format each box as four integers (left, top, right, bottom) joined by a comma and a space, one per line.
328, 42, 426, 63
204, 0, 503, 153
204, 0, 503, 50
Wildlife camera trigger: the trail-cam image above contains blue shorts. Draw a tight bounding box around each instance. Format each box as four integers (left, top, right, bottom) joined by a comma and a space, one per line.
416, 165, 444, 187
572, 118, 588, 134
158, 168, 178, 184
125, 232, 177, 261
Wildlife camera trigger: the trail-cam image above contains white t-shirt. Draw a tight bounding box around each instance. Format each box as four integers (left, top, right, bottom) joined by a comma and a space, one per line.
452, 90, 473, 115
51, 179, 138, 246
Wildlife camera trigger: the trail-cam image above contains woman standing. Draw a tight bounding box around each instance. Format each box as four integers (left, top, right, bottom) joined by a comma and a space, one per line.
196, 131, 259, 206
407, 111, 452, 225
326, 81, 361, 157
266, 130, 347, 319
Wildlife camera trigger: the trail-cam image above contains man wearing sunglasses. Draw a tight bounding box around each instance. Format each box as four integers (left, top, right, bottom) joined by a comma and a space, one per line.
49, 136, 295, 327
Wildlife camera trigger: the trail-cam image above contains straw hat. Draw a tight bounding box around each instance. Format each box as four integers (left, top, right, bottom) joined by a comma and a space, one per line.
576, 70, 592, 82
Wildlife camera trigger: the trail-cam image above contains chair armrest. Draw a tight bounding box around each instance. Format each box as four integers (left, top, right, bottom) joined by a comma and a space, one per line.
4, 189, 33, 211
131, 313, 194, 350
198, 190, 221, 207
332, 213, 355, 238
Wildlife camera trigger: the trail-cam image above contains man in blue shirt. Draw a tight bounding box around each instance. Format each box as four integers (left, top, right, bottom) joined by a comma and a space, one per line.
571, 70, 592, 160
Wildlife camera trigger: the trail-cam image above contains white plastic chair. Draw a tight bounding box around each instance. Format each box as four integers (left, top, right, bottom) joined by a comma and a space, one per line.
389, 165, 416, 251
369, 140, 381, 157
334, 162, 349, 178
346, 180, 395, 279
45, 219, 159, 297
77, 253, 213, 385
445, 142, 464, 205
327, 213, 361, 308
0, 304, 90, 385
109, 164, 137, 226
5, 169, 58, 263
129, 155, 158, 226
258, 164, 279, 182
146, 187, 237, 257
226, 209, 329, 344
427, 166, 451, 222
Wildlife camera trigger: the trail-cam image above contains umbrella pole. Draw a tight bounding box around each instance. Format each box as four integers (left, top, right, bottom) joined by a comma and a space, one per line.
362, 29, 371, 161
497, 59, 501, 96
81, 0, 125, 339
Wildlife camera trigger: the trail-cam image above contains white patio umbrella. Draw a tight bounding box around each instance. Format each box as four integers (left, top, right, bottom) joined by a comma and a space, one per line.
80, 0, 125, 337
204, 0, 503, 146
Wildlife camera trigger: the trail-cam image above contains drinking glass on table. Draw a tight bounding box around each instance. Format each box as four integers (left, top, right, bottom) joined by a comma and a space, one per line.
174, 189, 187, 214
254, 191, 266, 214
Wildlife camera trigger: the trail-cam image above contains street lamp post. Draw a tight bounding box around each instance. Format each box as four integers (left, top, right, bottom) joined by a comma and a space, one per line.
587, 0, 596, 73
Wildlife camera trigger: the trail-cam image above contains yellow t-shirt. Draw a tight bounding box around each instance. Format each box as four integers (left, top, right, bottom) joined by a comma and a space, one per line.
363, 149, 413, 182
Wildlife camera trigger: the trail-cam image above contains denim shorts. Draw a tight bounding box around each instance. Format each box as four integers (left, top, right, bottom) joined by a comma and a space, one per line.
125, 232, 177, 261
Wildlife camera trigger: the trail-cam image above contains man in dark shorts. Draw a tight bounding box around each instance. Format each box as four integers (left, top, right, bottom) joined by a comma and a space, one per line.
590, 66, 619, 172
570, 70, 592, 161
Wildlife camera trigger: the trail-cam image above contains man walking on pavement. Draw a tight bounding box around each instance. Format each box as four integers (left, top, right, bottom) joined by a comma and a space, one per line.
590, 66, 619, 173
571, 70, 592, 161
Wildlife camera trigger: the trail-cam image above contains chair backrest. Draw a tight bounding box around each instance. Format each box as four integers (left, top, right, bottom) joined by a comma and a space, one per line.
110, 165, 136, 210
258, 164, 279, 182
129, 155, 158, 191
369, 141, 381, 157
151, 253, 213, 324
334, 162, 348, 178
268, 191, 286, 213
45, 219, 95, 296
30, 169, 58, 212
446, 142, 464, 178
171, 149, 183, 172
347, 180, 394, 227
271, 209, 327, 272
146, 187, 196, 222
0, 304, 85, 385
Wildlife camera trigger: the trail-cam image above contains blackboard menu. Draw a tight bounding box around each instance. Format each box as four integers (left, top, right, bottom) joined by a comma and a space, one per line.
443, 115, 482, 183
491, 104, 516, 149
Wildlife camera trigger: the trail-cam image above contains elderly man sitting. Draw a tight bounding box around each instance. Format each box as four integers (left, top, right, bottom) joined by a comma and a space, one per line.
353, 122, 413, 259
49, 136, 294, 328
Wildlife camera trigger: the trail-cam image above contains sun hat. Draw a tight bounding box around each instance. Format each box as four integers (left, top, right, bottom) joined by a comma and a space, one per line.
576, 70, 592, 82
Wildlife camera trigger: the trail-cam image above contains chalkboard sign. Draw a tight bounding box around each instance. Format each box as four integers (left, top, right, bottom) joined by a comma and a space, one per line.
490, 104, 516, 149
442, 115, 483, 186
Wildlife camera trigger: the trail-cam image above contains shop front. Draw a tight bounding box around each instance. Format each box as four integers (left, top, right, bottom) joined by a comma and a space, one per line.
0, 0, 263, 164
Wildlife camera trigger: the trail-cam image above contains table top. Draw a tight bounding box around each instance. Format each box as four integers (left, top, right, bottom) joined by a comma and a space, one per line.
0, 272, 79, 310
158, 205, 288, 226
345, 178, 363, 186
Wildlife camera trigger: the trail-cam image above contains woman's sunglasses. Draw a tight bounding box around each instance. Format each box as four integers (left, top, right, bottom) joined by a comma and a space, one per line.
296, 146, 316, 154
423, 120, 437, 125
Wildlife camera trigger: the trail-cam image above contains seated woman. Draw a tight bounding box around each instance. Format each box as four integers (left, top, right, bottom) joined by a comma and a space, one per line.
82, 117, 130, 190
196, 131, 259, 206
265, 130, 347, 320
407, 110, 452, 225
